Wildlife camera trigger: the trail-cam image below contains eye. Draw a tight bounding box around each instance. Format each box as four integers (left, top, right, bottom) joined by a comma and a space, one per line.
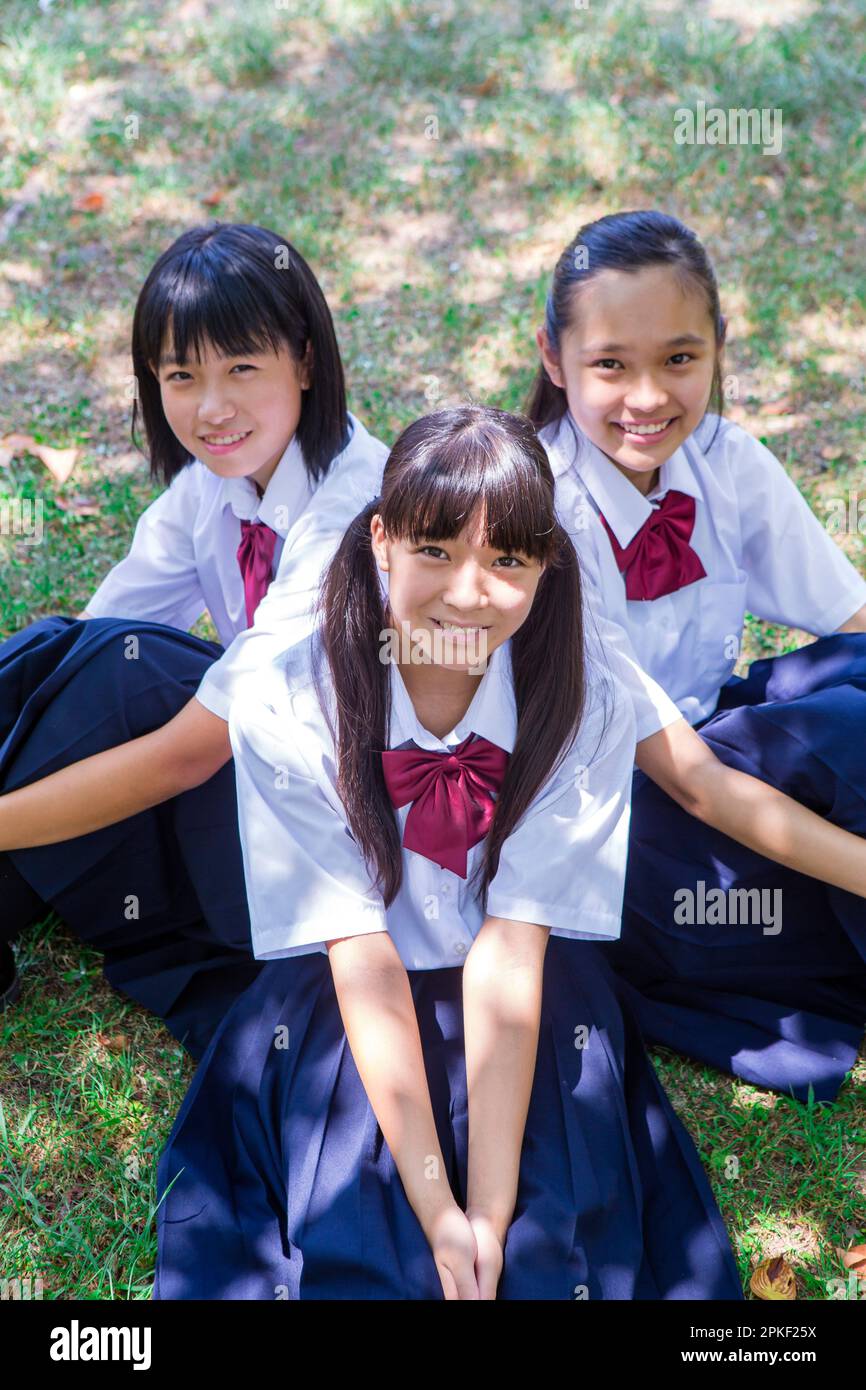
166, 370, 193, 382
493, 554, 526, 568
667, 352, 694, 365
592, 358, 623, 371
416, 544, 450, 559
230, 363, 257, 373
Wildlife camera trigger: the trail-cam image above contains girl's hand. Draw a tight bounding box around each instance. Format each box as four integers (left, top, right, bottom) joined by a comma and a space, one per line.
428, 1203, 481, 1300
466, 1211, 505, 1300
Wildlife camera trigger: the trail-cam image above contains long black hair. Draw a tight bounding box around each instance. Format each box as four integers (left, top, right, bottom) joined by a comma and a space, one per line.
315, 404, 586, 909
131, 222, 349, 486
526, 209, 727, 452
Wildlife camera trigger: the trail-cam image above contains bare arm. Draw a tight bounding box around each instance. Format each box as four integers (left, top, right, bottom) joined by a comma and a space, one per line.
326, 930, 479, 1299
636, 718, 866, 897
463, 916, 549, 1254
836, 601, 866, 634
0, 696, 231, 850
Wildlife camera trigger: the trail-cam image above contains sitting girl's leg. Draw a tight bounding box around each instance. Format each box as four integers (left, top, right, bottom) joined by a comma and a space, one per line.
0, 850, 46, 939
0, 616, 261, 1057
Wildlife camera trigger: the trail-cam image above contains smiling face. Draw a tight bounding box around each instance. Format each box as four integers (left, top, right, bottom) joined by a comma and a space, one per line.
537, 263, 721, 495
369, 507, 544, 674
154, 333, 312, 492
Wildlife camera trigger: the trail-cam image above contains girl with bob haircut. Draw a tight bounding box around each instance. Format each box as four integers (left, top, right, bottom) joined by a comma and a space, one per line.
0, 222, 388, 1056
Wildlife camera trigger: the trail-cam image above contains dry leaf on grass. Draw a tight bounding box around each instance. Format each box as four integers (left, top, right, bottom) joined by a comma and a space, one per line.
835, 1243, 866, 1276
71, 191, 105, 212
750, 1255, 797, 1300
0, 433, 78, 483
54, 494, 101, 516
466, 74, 499, 96
758, 394, 796, 416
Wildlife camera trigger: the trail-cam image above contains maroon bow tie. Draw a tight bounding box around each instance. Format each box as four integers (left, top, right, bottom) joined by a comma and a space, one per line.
237, 519, 278, 627
600, 489, 706, 601
381, 734, 509, 878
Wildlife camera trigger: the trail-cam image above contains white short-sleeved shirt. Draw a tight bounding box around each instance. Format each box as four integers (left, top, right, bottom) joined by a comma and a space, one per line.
194, 416, 388, 720
87, 429, 313, 644
228, 629, 637, 970
87, 412, 388, 717
542, 411, 866, 732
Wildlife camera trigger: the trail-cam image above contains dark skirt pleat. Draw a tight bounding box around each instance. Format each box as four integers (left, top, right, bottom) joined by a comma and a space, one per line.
154, 938, 743, 1301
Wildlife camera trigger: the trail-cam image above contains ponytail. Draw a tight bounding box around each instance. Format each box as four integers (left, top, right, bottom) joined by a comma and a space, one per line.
523, 290, 570, 431
316, 501, 403, 905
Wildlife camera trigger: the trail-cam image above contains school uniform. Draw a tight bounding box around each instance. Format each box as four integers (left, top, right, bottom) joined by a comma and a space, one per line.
542, 409, 866, 1102
153, 628, 743, 1300
0, 414, 388, 1057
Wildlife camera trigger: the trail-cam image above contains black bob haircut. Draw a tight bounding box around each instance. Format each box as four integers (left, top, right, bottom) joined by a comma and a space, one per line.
131, 222, 349, 486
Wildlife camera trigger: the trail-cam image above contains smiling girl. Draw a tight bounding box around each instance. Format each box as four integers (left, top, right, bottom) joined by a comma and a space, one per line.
0, 222, 387, 1054
153, 405, 742, 1301
529, 209, 866, 1102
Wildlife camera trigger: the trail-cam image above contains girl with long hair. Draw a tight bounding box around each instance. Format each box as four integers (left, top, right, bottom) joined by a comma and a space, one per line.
153, 405, 742, 1300
529, 208, 866, 1102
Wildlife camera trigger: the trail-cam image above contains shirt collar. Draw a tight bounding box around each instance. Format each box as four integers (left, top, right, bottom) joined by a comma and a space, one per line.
387, 638, 517, 754
545, 410, 701, 549
216, 431, 314, 537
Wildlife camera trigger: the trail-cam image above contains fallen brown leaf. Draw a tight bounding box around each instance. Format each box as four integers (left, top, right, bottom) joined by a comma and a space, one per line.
72, 191, 105, 213
759, 394, 795, 416
836, 1243, 866, 1275
466, 74, 499, 96
749, 1255, 797, 1300
55, 494, 100, 516
1, 433, 78, 483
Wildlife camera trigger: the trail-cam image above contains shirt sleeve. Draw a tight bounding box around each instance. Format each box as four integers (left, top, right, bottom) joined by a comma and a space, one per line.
196, 441, 387, 721
728, 425, 866, 634
85, 464, 207, 631
228, 675, 388, 960
485, 658, 636, 941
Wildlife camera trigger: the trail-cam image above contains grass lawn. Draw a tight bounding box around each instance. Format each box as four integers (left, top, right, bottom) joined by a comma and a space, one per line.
1, 0, 864, 1300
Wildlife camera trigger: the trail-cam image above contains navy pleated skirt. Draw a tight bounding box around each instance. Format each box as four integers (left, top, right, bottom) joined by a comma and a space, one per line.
0, 616, 263, 1058
153, 936, 743, 1300
601, 634, 866, 1103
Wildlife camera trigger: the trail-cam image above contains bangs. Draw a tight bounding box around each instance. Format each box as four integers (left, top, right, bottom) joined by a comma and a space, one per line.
380, 410, 558, 560
133, 223, 349, 488
138, 236, 304, 372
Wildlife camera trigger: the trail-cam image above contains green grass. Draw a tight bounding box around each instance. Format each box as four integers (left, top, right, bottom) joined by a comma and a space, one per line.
1, 0, 865, 1300
1, 917, 187, 1300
